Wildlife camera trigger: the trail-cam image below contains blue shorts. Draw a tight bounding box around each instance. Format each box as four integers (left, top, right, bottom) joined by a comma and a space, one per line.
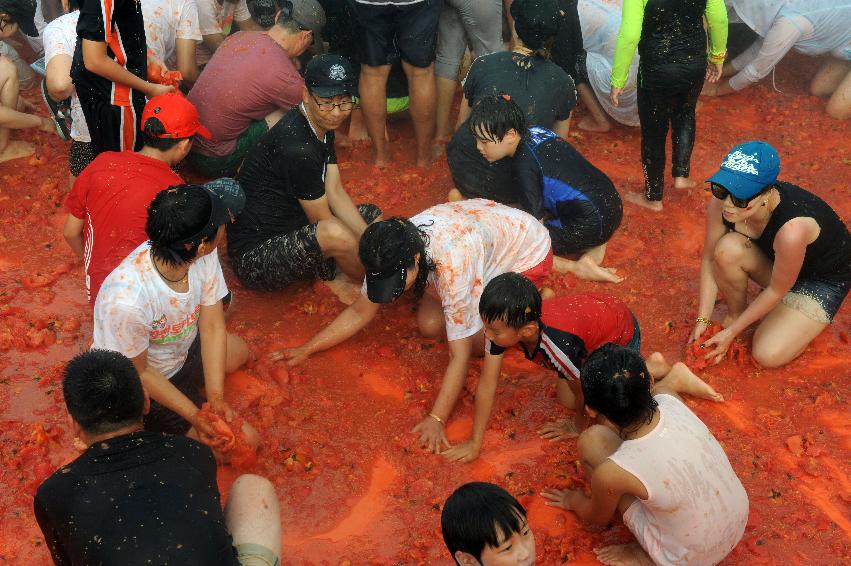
782, 277, 849, 323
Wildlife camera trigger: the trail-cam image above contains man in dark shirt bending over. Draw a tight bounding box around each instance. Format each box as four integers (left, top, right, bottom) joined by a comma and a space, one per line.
228, 53, 380, 293
34, 349, 282, 566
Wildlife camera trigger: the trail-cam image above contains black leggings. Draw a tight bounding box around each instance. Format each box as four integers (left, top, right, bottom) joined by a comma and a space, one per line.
637, 75, 704, 201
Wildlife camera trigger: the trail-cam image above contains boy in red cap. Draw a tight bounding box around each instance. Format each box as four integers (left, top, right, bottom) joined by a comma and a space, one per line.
63, 92, 212, 305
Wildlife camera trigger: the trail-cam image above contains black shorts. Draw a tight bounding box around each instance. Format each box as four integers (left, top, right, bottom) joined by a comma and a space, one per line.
144, 334, 204, 435
77, 89, 145, 155
447, 125, 518, 203
69, 140, 96, 177
546, 201, 617, 255
231, 204, 382, 291
348, 0, 441, 68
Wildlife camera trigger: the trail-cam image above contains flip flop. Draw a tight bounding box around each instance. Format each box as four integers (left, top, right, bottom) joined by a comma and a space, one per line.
40, 79, 71, 141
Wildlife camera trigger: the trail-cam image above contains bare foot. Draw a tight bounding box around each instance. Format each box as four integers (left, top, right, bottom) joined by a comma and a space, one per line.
322, 273, 361, 305
624, 192, 663, 212
663, 362, 724, 402
594, 542, 654, 566
674, 176, 697, 189
416, 144, 444, 168
538, 419, 579, 441
556, 254, 623, 283
578, 115, 612, 133
0, 140, 35, 164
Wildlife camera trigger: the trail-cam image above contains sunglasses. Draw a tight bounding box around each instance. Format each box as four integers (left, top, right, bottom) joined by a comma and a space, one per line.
709, 183, 763, 208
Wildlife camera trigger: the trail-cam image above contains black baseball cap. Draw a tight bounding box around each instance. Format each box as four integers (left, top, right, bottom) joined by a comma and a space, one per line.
0, 0, 38, 37
510, 0, 560, 51
305, 54, 358, 98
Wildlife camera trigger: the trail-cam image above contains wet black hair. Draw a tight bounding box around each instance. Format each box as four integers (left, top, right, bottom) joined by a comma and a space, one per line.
468, 94, 526, 143
68, 0, 81, 11
580, 344, 658, 433
479, 272, 541, 329
63, 350, 145, 436
359, 217, 435, 300
141, 116, 187, 152
146, 184, 217, 267
441, 482, 528, 563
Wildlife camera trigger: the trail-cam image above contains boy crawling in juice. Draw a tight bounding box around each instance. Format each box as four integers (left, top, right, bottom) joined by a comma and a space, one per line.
443, 273, 723, 463
441, 482, 535, 566
541, 345, 748, 566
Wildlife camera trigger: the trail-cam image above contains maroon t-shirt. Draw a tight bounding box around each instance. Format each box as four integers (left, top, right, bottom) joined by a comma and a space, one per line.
188, 32, 304, 157
65, 151, 183, 304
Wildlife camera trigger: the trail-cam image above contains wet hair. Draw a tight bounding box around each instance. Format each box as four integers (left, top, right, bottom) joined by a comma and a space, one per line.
479, 273, 541, 329
275, 0, 305, 33
441, 482, 528, 563
359, 217, 434, 299
141, 116, 187, 152
68, 0, 80, 11
468, 94, 526, 143
146, 184, 216, 267
63, 350, 145, 436
580, 344, 658, 433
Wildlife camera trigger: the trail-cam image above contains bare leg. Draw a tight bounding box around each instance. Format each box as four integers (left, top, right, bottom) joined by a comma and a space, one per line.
673, 176, 697, 189
810, 59, 851, 97
359, 64, 392, 166
576, 83, 611, 133
711, 232, 772, 320
624, 191, 663, 212
401, 60, 438, 168
316, 218, 365, 281
417, 293, 445, 338
225, 333, 250, 372
751, 302, 829, 368
647, 352, 723, 402
0, 57, 35, 163
225, 474, 282, 558
435, 75, 458, 142
825, 65, 851, 120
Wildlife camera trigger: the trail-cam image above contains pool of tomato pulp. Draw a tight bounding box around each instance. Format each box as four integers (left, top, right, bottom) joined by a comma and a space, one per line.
0, 56, 848, 564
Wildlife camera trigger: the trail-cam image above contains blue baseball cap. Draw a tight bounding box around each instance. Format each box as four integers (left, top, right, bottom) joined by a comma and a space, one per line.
708, 141, 780, 200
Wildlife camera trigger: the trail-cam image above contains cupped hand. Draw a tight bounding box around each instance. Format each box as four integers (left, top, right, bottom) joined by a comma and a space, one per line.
540, 488, 577, 510
208, 398, 235, 422
411, 416, 450, 454
538, 419, 579, 441
190, 411, 227, 449
610, 87, 623, 107
146, 82, 175, 98
688, 320, 709, 344
442, 440, 480, 463
701, 327, 735, 365
706, 61, 723, 83
268, 345, 311, 367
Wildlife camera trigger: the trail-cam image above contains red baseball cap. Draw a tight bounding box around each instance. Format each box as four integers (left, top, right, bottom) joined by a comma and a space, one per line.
141, 92, 212, 140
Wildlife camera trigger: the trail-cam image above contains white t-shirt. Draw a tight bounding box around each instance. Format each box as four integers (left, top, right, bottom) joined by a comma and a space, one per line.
609, 394, 749, 566
363, 200, 551, 341
92, 243, 229, 378
142, 0, 203, 69
194, 0, 251, 65
43, 11, 90, 142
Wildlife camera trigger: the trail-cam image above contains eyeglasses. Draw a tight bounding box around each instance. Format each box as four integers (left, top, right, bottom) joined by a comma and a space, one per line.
312, 95, 353, 112
709, 183, 762, 208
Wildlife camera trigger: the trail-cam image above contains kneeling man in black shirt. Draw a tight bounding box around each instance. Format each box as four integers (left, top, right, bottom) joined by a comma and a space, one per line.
228, 53, 381, 292
34, 350, 282, 566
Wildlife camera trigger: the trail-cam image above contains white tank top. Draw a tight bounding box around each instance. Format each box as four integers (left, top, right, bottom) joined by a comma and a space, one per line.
608, 394, 749, 566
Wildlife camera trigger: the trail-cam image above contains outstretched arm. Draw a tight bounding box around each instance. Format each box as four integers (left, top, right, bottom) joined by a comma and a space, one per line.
413, 335, 475, 454
277, 294, 381, 365
442, 351, 503, 462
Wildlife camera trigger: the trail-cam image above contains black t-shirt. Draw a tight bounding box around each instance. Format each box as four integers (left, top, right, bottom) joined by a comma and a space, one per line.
638, 0, 707, 89
463, 51, 576, 127
71, 0, 147, 103
512, 126, 622, 231
34, 431, 239, 566
229, 106, 337, 258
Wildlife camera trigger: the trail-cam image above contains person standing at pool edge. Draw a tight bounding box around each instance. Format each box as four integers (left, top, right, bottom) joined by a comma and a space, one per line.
693, 141, 850, 368
611, 0, 728, 211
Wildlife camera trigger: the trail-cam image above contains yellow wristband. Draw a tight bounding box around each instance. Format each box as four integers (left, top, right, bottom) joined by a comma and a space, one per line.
708, 51, 726, 64
695, 317, 712, 325
428, 413, 443, 424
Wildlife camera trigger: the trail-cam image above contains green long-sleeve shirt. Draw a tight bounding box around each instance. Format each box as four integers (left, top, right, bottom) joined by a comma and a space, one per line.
611, 0, 728, 89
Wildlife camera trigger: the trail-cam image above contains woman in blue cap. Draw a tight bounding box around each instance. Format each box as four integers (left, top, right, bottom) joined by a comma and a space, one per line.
691, 141, 850, 368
